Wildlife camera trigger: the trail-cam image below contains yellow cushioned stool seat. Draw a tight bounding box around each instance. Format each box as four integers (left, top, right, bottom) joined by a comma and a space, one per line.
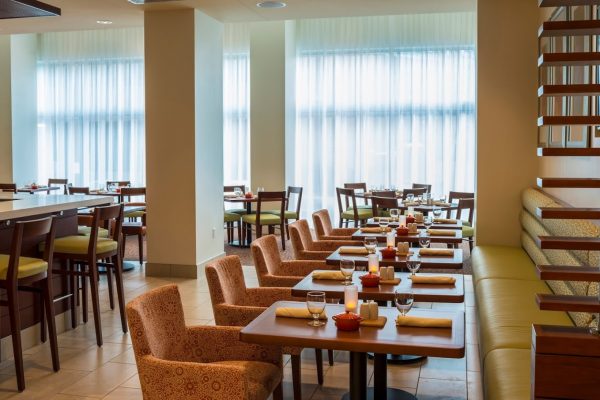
462, 225, 474, 238
242, 213, 282, 225
224, 212, 240, 223
264, 210, 298, 219
0, 255, 48, 280
484, 348, 531, 400
42, 236, 118, 255
124, 210, 145, 219
471, 246, 539, 285
77, 226, 109, 238
341, 208, 373, 220
476, 279, 572, 359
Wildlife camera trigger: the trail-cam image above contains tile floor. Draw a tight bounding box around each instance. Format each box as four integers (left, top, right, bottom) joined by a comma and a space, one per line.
0, 266, 483, 400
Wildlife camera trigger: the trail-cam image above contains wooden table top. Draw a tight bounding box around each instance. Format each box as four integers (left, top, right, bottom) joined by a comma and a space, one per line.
224, 195, 258, 203
366, 219, 463, 230
17, 186, 60, 193
240, 301, 465, 358
326, 248, 463, 269
292, 271, 464, 303
352, 229, 463, 244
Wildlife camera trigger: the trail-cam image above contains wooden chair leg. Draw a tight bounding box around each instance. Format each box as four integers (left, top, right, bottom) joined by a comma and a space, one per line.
268, 225, 275, 234
40, 293, 46, 343
236, 221, 242, 244
315, 348, 324, 385
113, 254, 128, 333
88, 261, 103, 347
138, 233, 144, 265
327, 349, 334, 366
7, 284, 25, 391
106, 264, 115, 310
68, 260, 77, 329
43, 277, 60, 372
82, 272, 88, 323
291, 354, 302, 400
256, 224, 262, 239
280, 223, 286, 250
339, 218, 343, 228
273, 382, 284, 400
285, 220, 290, 240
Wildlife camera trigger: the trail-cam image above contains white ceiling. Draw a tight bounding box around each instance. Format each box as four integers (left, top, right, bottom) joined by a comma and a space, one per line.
0, 0, 475, 34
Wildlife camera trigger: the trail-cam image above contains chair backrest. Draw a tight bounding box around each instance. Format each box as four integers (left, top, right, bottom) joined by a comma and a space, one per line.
402, 187, 427, 200
289, 220, 315, 254
69, 186, 90, 195
88, 204, 124, 255
120, 187, 146, 204
48, 178, 69, 195
251, 235, 283, 283
286, 186, 303, 216
447, 191, 475, 218
107, 180, 131, 188
371, 190, 396, 198
125, 284, 189, 362
371, 196, 401, 217
0, 183, 16, 193
255, 191, 286, 224
336, 187, 358, 221
205, 256, 248, 313
344, 182, 368, 205
224, 185, 245, 192
312, 209, 334, 238
412, 183, 432, 193
456, 198, 475, 225
7, 216, 56, 282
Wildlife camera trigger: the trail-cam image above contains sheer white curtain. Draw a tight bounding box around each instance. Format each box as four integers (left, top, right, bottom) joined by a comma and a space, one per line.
290, 13, 476, 219
37, 28, 145, 188
223, 24, 250, 188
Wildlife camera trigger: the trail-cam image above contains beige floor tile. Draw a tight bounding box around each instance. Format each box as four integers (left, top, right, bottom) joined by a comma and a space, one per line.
466, 323, 478, 345
0, 369, 89, 400
465, 306, 477, 324
467, 371, 483, 400
60, 362, 137, 398
466, 344, 480, 373
381, 363, 420, 389
101, 387, 142, 400
61, 343, 131, 372
49, 394, 97, 400
420, 356, 467, 382
416, 377, 467, 400
109, 349, 136, 365
119, 374, 140, 389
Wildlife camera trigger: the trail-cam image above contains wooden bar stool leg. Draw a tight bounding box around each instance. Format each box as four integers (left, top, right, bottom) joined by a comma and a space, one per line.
7, 284, 25, 391
113, 254, 128, 333
106, 265, 115, 310
88, 260, 103, 347
291, 354, 302, 400
315, 348, 324, 385
43, 277, 59, 372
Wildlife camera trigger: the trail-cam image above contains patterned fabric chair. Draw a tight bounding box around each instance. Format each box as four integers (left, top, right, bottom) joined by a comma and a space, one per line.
206, 255, 325, 400
126, 284, 283, 400
312, 209, 358, 240
289, 219, 358, 260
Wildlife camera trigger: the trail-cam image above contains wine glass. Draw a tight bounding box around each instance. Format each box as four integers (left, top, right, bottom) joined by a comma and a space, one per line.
356, 266, 366, 273
406, 254, 421, 276
340, 259, 355, 286
364, 237, 378, 254
234, 187, 243, 197
378, 217, 390, 233
423, 216, 433, 229
418, 232, 431, 248
394, 291, 414, 317
306, 291, 327, 327
433, 207, 442, 218
389, 208, 399, 222
406, 194, 415, 203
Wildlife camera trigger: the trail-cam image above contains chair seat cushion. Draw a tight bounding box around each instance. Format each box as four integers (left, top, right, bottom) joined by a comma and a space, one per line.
242, 213, 282, 225
77, 226, 109, 238
224, 212, 241, 223
471, 246, 540, 285
484, 348, 531, 400
212, 360, 281, 400
264, 210, 298, 219
228, 208, 248, 215
125, 210, 145, 219
342, 208, 373, 220
44, 236, 118, 255
462, 226, 474, 238
462, 220, 472, 227
0, 255, 48, 280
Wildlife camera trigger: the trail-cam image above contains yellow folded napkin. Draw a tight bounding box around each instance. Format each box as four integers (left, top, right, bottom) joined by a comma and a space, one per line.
379, 278, 402, 285
338, 246, 369, 255
312, 271, 346, 280
433, 201, 452, 207
361, 227, 390, 233
396, 315, 452, 328
276, 307, 327, 319
359, 316, 387, 328
403, 201, 420, 206
410, 275, 456, 285
427, 229, 456, 237
419, 248, 454, 257
434, 218, 457, 224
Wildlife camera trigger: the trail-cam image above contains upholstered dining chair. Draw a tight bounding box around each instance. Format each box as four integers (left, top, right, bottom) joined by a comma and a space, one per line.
401, 187, 427, 200
336, 187, 373, 228
224, 185, 248, 215
447, 191, 475, 226
312, 209, 358, 240
48, 178, 69, 194
206, 255, 324, 400
371, 196, 402, 218
0, 183, 17, 193
266, 186, 303, 239
456, 198, 475, 250
371, 190, 396, 198
127, 284, 283, 400
343, 182, 371, 209
412, 183, 432, 193
120, 187, 146, 220
68, 186, 90, 195
241, 191, 287, 250
289, 219, 358, 260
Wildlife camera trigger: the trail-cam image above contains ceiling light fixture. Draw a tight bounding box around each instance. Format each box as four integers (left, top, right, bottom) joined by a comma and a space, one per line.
257, 1, 286, 9
96, 20, 113, 25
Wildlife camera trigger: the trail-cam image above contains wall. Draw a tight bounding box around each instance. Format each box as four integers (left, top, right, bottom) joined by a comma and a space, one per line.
0, 36, 12, 182
476, 0, 540, 246
250, 21, 286, 191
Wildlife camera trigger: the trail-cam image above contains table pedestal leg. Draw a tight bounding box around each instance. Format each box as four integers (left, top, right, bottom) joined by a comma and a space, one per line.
341, 352, 367, 400
372, 354, 417, 400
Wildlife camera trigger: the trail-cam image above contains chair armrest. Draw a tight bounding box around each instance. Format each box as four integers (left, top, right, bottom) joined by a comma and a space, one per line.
186, 325, 282, 366
260, 275, 304, 287
246, 287, 295, 307
213, 304, 266, 326
137, 354, 248, 399
320, 235, 353, 241
330, 228, 359, 236
298, 250, 332, 261
279, 260, 329, 276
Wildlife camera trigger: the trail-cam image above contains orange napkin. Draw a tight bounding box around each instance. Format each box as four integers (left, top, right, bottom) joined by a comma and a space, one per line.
396, 315, 452, 328
409, 275, 456, 285
419, 248, 454, 257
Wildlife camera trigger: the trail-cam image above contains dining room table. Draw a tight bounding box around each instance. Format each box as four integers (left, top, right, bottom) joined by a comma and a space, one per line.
326, 247, 464, 270
352, 228, 464, 245
17, 185, 61, 194
240, 301, 465, 400
365, 218, 463, 230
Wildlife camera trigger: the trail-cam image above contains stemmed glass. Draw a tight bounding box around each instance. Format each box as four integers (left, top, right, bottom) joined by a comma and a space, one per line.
389, 209, 399, 222
432, 207, 442, 218
234, 187, 243, 197
340, 259, 355, 286
364, 237, 378, 254
378, 217, 390, 233
306, 291, 327, 327
406, 194, 415, 203
406, 254, 421, 276
423, 216, 433, 229
418, 232, 431, 249
394, 290, 414, 317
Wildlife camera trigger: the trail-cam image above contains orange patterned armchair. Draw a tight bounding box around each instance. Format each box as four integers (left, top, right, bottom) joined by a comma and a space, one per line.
289, 219, 358, 260
312, 209, 358, 240
126, 284, 283, 400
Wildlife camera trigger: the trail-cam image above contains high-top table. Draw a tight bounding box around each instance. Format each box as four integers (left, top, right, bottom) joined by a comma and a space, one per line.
326, 248, 464, 270
241, 301, 465, 400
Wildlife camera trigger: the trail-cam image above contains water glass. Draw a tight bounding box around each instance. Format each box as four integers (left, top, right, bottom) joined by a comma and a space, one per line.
307, 291, 327, 326
378, 218, 390, 232
394, 291, 414, 317
418, 232, 431, 248
406, 255, 421, 275
364, 237, 378, 254
389, 208, 399, 221
406, 194, 415, 203
433, 207, 442, 218
424, 216, 433, 228
340, 259, 355, 286
234, 187, 243, 197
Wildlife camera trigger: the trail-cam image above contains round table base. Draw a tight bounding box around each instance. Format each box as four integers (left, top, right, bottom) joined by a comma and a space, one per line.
368, 353, 426, 364
341, 387, 417, 400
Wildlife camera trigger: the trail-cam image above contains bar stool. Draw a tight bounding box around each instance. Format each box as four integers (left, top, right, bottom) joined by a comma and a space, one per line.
45, 203, 127, 346
0, 216, 59, 391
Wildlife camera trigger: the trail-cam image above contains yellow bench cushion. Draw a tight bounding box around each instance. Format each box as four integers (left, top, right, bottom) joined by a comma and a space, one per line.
77, 226, 109, 238
0, 255, 48, 280
471, 245, 539, 285
43, 236, 118, 255
242, 213, 282, 225
484, 348, 531, 400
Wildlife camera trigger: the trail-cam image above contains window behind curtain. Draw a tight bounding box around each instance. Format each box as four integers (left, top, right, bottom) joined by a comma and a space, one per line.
37, 28, 145, 188
223, 24, 250, 189
290, 13, 476, 219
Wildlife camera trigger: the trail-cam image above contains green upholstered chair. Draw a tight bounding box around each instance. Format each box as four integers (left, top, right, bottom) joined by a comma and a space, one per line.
401, 187, 427, 200
456, 197, 475, 250
119, 187, 146, 220
446, 191, 475, 227
68, 186, 90, 195
343, 182, 371, 210
48, 178, 69, 195
265, 186, 302, 239
336, 187, 373, 228
224, 185, 248, 215
412, 183, 432, 193
371, 196, 402, 218
242, 191, 287, 250
224, 211, 242, 244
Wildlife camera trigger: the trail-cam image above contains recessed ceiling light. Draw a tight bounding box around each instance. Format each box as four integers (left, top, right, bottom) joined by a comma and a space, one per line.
257, 1, 286, 8
96, 20, 113, 25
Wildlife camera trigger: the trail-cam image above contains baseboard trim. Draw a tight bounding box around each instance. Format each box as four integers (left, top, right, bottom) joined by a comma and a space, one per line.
146, 252, 226, 278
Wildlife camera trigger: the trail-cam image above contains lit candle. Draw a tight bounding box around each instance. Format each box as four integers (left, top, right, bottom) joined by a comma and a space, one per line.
386, 231, 395, 248
399, 215, 406, 226
344, 285, 358, 313
368, 253, 379, 274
